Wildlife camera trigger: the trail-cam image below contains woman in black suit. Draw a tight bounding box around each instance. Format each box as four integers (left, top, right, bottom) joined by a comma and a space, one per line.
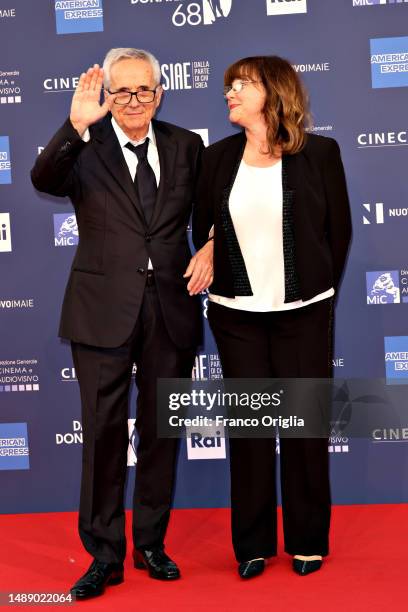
186, 56, 351, 578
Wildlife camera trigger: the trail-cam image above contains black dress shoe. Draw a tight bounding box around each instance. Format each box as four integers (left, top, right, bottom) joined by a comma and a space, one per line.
292, 558, 322, 576
238, 559, 265, 579
134, 548, 180, 580
70, 559, 124, 600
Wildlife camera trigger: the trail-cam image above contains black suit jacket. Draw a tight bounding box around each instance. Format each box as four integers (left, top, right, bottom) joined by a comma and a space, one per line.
31, 116, 203, 349
193, 131, 352, 301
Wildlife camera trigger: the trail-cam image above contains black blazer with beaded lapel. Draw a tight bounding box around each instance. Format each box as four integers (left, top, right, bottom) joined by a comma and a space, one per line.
192, 130, 351, 302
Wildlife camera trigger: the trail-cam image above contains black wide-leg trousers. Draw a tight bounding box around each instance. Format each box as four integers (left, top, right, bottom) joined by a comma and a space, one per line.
208, 297, 333, 563
71, 280, 196, 564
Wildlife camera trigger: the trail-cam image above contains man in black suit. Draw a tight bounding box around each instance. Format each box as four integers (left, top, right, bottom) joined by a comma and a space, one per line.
31, 48, 208, 598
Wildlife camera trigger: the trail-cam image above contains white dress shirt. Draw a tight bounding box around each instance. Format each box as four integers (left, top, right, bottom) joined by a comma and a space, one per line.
110, 118, 160, 186
82, 118, 160, 184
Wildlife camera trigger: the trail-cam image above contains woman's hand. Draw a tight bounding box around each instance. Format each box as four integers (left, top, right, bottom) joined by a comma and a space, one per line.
184, 240, 214, 296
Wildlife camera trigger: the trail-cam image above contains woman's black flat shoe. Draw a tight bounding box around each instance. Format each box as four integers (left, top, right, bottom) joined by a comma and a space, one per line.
292, 558, 322, 576
238, 559, 265, 579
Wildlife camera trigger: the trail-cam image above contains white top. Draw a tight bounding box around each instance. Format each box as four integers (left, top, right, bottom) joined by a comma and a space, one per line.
82, 118, 160, 270
209, 159, 334, 312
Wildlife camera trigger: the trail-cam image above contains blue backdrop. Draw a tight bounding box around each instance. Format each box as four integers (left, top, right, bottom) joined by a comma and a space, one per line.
1, 0, 408, 513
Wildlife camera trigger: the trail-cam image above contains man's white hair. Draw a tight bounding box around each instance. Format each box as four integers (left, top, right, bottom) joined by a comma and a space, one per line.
102, 48, 161, 89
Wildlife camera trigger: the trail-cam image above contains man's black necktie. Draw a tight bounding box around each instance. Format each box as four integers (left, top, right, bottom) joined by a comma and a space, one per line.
125, 138, 157, 226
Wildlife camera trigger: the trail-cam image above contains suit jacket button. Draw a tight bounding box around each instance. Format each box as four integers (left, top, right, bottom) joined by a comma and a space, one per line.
137, 268, 145, 274
145, 235, 151, 242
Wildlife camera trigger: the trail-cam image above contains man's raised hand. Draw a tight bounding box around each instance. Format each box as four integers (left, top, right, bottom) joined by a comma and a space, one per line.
70, 64, 114, 137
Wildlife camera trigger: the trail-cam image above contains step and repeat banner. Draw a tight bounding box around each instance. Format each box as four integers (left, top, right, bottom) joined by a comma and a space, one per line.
1, 0, 408, 513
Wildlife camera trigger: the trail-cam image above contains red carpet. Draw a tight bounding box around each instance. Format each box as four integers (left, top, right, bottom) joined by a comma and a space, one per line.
1, 505, 407, 611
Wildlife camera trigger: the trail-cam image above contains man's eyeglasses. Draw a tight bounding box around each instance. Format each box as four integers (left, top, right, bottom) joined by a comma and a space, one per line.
106, 89, 158, 105
223, 79, 259, 97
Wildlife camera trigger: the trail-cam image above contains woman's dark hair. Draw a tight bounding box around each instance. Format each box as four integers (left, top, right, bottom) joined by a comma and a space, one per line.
224, 55, 311, 154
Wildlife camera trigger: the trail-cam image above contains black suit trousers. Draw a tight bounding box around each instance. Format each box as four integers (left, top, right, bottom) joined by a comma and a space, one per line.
207, 297, 333, 562
71, 279, 196, 564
